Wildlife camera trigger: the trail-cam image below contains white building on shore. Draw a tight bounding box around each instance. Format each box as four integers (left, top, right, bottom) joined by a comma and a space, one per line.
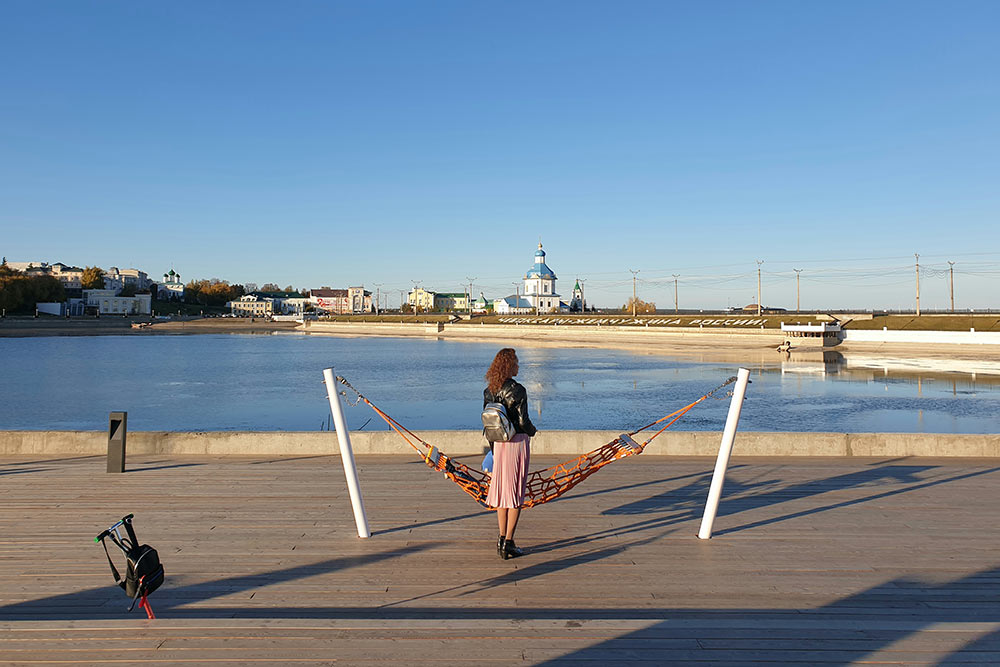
8, 262, 84, 290
158, 269, 185, 300
522, 243, 561, 313
493, 295, 534, 315
82, 289, 152, 315
106, 267, 152, 291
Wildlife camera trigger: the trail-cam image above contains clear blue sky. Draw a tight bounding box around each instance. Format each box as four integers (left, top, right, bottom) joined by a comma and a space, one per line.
2, 1, 997, 310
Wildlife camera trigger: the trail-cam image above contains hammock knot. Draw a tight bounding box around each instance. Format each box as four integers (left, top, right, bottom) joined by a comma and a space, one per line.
336, 376, 365, 406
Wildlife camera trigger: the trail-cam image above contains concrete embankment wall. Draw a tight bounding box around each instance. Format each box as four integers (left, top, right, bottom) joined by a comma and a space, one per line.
303, 321, 789, 347
842, 329, 1000, 346
304, 321, 1000, 348
301, 320, 1000, 348
3, 430, 998, 458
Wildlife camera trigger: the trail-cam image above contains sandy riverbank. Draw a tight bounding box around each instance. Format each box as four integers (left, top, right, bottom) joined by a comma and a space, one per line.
0, 317, 299, 337
4, 316, 1000, 365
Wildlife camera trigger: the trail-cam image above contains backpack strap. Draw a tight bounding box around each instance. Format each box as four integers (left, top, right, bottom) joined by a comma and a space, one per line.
127, 575, 145, 612
99, 536, 125, 590
122, 515, 139, 551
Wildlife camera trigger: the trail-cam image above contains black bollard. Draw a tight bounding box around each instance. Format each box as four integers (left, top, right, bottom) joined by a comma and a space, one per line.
107, 412, 127, 473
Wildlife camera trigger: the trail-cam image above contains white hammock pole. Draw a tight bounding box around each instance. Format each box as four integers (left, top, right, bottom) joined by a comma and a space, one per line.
697, 367, 750, 540
323, 367, 371, 538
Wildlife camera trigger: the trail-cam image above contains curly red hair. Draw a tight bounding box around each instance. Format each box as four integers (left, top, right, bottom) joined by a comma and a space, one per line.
485, 348, 519, 394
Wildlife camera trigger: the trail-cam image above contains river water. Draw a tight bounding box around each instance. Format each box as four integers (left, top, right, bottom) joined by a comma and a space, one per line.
1, 333, 997, 433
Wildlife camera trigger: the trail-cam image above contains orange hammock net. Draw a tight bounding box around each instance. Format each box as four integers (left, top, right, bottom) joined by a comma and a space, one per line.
336, 376, 737, 508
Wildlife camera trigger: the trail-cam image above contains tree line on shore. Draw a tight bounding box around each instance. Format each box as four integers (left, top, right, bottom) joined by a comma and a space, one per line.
0, 264, 65, 313
0, 261, 308, 314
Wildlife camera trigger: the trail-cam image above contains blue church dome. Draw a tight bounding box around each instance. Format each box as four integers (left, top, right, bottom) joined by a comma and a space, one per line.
526, 243, 556, 279
526, 264, 556, 278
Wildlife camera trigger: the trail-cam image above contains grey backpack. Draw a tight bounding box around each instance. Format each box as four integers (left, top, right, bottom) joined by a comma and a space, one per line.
482, 401, 516, 443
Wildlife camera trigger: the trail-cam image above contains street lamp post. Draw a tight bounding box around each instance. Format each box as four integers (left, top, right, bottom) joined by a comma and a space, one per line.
373, 283, 383, 316
793, 269, 802, 313
948, 261, 955, 312
466, 276, 477, 316
629, 269, 640, 317
672, 274, 679, 314
756, 260, 764, 316
411, 281, 422, 317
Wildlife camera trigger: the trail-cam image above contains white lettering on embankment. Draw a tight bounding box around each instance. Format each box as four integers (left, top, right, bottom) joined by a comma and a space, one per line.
495, 317, 768, 327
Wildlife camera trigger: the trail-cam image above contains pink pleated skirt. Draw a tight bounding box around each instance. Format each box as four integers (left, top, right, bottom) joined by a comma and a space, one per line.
486, 433, 531, 509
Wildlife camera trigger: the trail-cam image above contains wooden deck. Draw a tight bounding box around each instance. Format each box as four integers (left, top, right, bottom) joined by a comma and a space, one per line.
1, 453, 999, 665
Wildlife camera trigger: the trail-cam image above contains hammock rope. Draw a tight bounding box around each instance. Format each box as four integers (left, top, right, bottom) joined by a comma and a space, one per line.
335, 375, 738, 508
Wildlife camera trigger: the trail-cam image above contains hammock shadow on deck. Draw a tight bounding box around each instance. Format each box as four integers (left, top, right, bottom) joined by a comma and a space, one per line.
379, 528, 678, 609
605, 462, 932, 516
125, 462, 205, 473
0, 455, 102, 476
713, 463, 1000, 537
527, 463, 1000, 553
0, 466, 53, 477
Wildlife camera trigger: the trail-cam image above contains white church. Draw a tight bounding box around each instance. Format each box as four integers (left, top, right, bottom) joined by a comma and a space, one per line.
494, 243, 584, 314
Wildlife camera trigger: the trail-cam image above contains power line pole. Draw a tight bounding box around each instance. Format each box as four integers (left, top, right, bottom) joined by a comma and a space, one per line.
948, 261, 955, 312
466, 276, 477, 315
914, 254, 920, 317
629, 269, 640, 317
373, 283, 383, 315
411, 280, 421, 316
511, 282, 520, 314
793, 269, 802, 313
672, 274, 679, 313
756, 260, 764, 316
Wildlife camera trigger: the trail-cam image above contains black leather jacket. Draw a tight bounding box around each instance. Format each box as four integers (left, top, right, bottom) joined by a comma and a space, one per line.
483, 378, 537, 437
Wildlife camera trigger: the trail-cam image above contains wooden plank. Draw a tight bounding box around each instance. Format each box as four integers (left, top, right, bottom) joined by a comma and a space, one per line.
1, 455, 999, 664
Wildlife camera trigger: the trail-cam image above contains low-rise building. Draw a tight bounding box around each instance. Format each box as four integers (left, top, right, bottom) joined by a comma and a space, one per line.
229, 294, 275, 318
407, 287, 436, 311
10, 261, 84, 290
493, 295, 534, 315
106, 267, 152, 291
50, 263, 84, 290
256, 291, 308, 315
310, 287, 372, 314
83, 289, 152, 315
433, 292, 469, 312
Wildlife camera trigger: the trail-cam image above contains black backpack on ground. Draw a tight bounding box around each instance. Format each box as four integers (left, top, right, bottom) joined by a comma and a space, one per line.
96, 514, 165, 611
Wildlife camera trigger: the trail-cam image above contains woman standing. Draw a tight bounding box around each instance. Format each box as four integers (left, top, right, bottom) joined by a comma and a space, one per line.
484, 348, 537, 559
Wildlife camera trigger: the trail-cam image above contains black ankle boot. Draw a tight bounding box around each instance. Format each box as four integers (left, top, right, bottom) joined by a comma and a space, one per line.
503, 539, 523, 560
497, 535, 505, 557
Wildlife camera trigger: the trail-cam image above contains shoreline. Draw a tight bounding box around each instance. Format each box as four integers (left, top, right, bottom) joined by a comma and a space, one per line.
0, 317, 299, 337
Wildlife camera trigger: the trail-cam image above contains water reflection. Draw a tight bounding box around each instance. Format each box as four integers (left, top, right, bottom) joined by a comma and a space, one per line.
773, 348, 996, 396
0, 335, 996, 434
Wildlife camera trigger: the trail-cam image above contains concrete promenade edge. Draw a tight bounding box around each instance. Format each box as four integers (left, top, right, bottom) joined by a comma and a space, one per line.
2, 429, 999, 457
